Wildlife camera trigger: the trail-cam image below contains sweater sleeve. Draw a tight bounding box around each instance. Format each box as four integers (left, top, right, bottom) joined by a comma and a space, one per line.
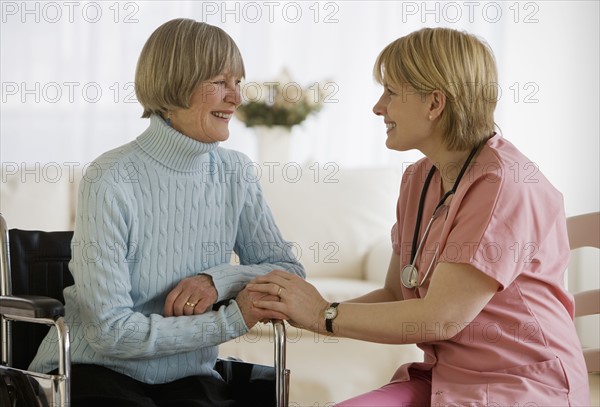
70, 174, 250, 360
202, 164, 306, 302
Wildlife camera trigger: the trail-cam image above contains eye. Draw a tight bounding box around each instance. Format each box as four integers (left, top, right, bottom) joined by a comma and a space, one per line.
385, 86, 397, 96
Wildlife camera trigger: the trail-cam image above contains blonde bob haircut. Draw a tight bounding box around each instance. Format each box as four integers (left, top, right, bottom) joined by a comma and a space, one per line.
374, 28, 498, 151
135, 18, 245, 118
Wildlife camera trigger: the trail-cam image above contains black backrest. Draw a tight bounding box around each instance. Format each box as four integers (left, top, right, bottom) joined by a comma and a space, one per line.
6, 229, 74, 370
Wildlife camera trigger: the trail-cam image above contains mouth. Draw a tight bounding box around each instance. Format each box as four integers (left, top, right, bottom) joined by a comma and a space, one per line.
386, 122, 396, 132
212, 111, 234, 121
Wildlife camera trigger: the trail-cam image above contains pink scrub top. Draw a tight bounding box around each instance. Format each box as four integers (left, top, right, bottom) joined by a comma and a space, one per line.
391, 134, 590, 406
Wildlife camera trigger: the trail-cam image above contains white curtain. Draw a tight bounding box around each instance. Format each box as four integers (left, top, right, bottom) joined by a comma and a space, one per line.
1, 1, 598, 215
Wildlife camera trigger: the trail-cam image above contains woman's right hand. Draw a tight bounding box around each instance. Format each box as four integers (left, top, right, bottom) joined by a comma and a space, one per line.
247, 270, 330, 333
235, 288, 287, 329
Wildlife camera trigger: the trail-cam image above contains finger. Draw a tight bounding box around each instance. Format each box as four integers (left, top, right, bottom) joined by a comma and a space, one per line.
182, 298, 198, 316
194, 297, 214, 314
252, 308, 289, 324
246, 282, 281, 295
260, 310, 289, 321
174, 291, 196, 316
244, 283, 264, 292
253, 299, 286, 313
164, 303, 174, 317
164, 287, 183, 317
248, 275, 274, 285
251, 270, 293, 285
268, 269, 296, 279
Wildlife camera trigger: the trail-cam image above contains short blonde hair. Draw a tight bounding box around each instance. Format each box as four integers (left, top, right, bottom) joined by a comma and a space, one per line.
374, 28, 498, 150
135, 19, 245, 118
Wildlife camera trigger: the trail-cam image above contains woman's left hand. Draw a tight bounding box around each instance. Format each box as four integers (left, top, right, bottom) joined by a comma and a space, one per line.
247, 270, 330, 332
164, 274, 218, 317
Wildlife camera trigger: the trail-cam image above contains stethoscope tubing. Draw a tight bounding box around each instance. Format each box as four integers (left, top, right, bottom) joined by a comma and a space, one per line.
401, 144, 481, 289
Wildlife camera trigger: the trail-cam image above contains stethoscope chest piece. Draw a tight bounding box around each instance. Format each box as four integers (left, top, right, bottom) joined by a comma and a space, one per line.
401, 264, 419, 288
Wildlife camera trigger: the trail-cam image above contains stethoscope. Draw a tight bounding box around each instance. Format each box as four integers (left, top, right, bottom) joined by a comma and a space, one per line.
400, 145, 480, 289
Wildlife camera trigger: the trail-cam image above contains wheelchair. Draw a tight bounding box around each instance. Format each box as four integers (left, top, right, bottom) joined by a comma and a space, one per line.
0, 213, 289, 406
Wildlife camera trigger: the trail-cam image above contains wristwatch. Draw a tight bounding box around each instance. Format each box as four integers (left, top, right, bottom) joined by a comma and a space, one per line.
324, 302, 340, 333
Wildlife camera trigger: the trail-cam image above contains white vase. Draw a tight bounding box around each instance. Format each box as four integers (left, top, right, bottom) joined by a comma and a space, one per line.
253, 125, 292, 165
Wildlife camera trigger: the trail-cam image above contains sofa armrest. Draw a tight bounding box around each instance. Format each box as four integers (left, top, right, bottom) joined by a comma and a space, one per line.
363, 237, 393, 286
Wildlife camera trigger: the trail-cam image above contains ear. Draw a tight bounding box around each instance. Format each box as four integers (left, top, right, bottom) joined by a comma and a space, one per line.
427, 90, 446, 121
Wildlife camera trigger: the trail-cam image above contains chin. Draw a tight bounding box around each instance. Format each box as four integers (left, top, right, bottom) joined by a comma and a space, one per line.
385, 138, 404, 152
206, 130, 230, 143
387, 143, 413, 153
216, 132, 230, 142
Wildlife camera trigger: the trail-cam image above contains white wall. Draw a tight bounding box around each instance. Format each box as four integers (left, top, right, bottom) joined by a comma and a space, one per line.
1, 1, 598, 217
494, 2, 599, 217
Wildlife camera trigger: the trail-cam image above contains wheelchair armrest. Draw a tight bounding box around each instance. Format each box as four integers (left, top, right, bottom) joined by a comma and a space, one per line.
0, 294, 65, 320
0, 294, 71, 404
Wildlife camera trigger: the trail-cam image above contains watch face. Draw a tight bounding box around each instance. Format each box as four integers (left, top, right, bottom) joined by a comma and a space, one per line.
325, 307, 338, 319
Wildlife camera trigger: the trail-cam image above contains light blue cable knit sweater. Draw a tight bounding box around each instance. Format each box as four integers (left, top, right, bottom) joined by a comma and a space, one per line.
30, 115, 305, 384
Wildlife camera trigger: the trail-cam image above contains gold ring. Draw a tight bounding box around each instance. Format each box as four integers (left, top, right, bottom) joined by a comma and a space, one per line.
185, 301, 197, 307
277, 287, 283, 296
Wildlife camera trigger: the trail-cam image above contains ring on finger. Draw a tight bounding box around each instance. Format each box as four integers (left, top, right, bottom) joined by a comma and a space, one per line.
277, 287, 283, 297
185, 301, 197, 307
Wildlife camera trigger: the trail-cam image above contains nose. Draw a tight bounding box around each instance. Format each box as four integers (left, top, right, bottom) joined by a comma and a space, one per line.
225, 84, 242, 107
373, 94, 386, 116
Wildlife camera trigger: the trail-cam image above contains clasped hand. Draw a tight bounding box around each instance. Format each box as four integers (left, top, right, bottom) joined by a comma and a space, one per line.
163, 273, 288, 330
246, 270, 329, 332
164, 274, 218, 317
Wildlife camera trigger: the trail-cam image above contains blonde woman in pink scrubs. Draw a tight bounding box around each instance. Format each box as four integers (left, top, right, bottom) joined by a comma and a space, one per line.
248, 27, 590, 406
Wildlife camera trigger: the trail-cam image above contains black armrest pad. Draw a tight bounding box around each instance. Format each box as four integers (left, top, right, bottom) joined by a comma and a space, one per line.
0, 295, 64, 319
212, 298, 234, 310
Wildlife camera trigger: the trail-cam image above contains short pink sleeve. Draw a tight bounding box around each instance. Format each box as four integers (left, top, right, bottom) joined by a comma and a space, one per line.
391, 222, 401, 254
438, 143, 567, 291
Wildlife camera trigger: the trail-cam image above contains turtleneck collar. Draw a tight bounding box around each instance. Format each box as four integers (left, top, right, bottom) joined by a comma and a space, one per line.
135, 114, 220, 173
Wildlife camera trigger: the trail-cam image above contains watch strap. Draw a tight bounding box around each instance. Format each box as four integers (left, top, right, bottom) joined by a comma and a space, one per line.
325, 302, 340, 333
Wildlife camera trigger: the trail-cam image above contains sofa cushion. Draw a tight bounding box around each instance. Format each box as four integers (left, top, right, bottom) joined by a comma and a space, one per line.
309, 277, 381, 302
364, 236, 394, 285
260, 165, 401, 280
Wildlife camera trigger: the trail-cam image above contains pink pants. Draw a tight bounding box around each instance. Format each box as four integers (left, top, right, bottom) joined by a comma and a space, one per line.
336, 369, 432, 407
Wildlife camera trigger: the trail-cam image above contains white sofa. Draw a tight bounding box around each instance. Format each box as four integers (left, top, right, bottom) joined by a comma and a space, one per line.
1, 162, 424, 405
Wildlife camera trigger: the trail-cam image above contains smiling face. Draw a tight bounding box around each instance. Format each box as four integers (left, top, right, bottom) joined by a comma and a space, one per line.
169, 73, 242, 143
135, 19, 247, 142
372, 81, 437, 153
373, 29, 498, 153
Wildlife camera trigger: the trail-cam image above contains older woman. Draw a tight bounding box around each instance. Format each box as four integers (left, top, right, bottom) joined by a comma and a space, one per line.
250, 28, 590, 406
29, 18, 304, 407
